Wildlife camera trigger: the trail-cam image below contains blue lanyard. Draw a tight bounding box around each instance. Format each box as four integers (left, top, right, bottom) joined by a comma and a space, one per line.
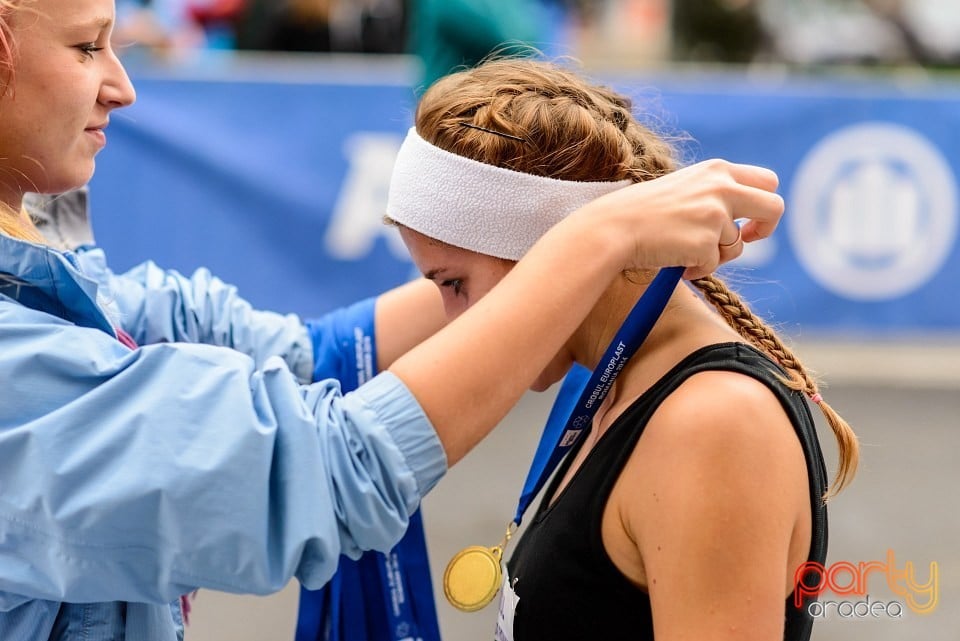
512, 266, 684, 526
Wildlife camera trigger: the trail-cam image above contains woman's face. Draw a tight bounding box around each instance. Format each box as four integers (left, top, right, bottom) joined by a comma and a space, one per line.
399, 226, 575, 392
0, 0, 135, 207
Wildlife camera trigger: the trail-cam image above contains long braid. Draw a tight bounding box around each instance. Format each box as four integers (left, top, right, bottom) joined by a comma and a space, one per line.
693, 274, 859, 500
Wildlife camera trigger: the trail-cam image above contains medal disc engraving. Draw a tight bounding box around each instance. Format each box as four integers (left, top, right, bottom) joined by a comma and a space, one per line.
443, 545, 502, 612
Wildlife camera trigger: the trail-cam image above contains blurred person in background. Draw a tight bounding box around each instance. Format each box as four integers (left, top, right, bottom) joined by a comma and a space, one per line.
113, 0, 199, 55
755, 0, 960, 68
858, 0, 960, 67
113, 0, 241, 57
406, 0, 548, 90
671, 0, 773, 63
235, 0, 406, 54
187, 0, 245, 49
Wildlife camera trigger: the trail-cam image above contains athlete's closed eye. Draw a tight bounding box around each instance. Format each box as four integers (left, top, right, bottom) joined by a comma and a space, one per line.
440, 279, 464, 296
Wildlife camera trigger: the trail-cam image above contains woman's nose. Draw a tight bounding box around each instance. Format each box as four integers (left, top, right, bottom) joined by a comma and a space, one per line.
99, 49, 137, 109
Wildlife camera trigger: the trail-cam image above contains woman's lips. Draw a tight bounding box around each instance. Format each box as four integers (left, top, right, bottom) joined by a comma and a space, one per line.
84, 127, 106, 147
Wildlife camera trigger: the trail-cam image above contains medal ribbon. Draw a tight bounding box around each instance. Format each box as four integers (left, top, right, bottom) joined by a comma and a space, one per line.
512, 266, 684, 526
297, 299, 441, 641
373, 509, 436, 641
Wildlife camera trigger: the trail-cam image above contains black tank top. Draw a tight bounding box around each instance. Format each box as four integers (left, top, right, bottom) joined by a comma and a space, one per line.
506, 342, 829, 641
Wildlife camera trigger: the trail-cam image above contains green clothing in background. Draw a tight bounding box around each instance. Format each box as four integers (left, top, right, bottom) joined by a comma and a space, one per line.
409, 0, 545, 91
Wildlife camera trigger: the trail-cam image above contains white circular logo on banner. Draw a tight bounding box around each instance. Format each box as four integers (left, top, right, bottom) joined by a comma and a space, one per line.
789, 122, 957, 300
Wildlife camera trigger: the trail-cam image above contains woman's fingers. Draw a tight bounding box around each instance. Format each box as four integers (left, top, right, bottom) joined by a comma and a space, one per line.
726, 161, 779, 193
593, 159, 785, 276
690, 160, 784, 247
718, 221, 742, 248
717, 223, 744, 263
736, 190, 784, 243
720, 162, 785, 242
679, 160, 781, 278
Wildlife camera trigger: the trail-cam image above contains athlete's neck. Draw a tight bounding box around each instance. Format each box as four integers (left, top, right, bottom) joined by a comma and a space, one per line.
569, 276, 742, 410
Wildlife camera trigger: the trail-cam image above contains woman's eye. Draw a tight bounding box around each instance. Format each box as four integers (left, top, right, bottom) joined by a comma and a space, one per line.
77, 43, 104, 59
440, 279, 463, 296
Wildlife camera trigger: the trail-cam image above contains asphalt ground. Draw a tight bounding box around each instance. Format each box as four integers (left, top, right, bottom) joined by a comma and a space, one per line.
186, 340, 960, 641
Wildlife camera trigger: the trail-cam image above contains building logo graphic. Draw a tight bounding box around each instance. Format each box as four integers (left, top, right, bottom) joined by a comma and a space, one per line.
789, 122, 957, 301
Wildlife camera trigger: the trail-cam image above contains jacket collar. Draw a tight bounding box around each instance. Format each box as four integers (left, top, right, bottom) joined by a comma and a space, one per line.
0, 232, 115, 334
24, 188, 96, 251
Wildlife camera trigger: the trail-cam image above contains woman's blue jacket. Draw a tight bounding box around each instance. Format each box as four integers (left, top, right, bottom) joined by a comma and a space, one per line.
0, 227, 445, 640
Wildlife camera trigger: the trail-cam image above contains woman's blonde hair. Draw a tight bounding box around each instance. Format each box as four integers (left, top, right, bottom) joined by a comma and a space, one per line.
0, 202, 44, 242
415, 57, 857, 499
0, 1, 14, 80
0, 0, 25, 90
0, 0, 44, 243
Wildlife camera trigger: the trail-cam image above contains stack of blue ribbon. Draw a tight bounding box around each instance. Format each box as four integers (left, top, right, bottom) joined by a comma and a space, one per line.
299, 298, 442, 641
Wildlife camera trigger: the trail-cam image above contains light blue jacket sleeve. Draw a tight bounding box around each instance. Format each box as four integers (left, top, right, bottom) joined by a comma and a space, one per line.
0, 301, 447, 608
75, 248, 314, 383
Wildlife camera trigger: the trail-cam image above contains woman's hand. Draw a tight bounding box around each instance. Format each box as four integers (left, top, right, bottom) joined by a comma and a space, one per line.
574, 159, 784, 280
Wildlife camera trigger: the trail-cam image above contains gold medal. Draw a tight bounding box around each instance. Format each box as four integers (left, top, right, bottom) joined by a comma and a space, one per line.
443, 523, 516, 612
443, 545, 502, 612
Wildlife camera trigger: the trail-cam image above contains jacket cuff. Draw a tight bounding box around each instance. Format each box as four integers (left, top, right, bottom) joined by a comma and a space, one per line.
353, 371, 448, 499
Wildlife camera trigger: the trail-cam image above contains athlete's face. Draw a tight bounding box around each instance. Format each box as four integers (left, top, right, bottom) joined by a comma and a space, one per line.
399, 226, 574, 392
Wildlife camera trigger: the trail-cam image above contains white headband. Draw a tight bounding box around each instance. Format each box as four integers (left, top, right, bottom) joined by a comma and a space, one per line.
386, 127, 632, 260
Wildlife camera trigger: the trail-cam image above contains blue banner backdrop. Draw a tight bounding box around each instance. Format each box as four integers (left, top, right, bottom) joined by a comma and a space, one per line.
89, 58, 960, 336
